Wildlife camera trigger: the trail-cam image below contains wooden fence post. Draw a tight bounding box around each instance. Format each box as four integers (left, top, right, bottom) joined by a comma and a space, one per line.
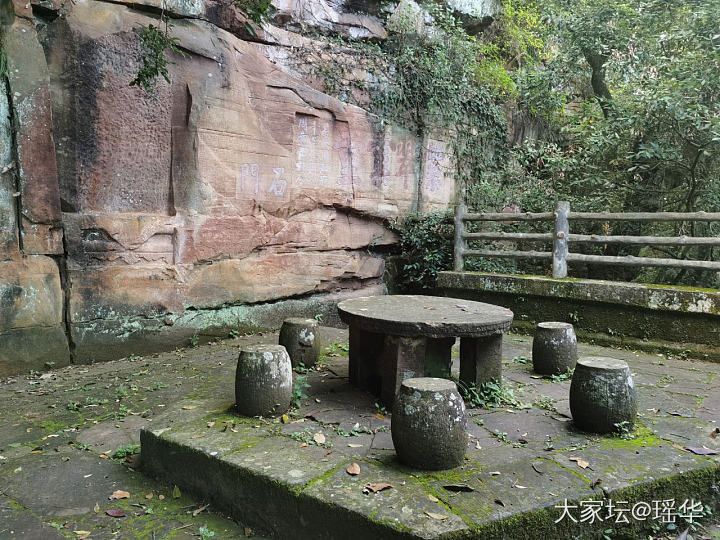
553, 201, 569, 278
454, 204, 466, 271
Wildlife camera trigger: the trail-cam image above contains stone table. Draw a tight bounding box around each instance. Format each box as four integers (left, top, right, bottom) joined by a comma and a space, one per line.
337, 295, 514, 405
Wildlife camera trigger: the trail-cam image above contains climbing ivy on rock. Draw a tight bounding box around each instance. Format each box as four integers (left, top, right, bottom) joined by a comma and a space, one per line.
371, 4, 511, 195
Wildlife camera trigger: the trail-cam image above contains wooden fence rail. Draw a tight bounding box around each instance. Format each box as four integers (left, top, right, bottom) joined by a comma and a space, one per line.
454, 201, 720, 277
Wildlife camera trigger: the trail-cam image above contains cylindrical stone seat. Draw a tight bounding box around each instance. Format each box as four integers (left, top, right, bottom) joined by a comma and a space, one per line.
235, 344, 293, 417
532, 322, 577, 375
570, 356, 637, 434
278, 318, 321, 368
391, 378, 468, 470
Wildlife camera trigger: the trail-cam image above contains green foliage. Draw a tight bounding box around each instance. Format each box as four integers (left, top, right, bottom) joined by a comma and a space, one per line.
130, 18, 184, 95
112, 443, 141, 459
334, 424, 372, 437
291, 374, 310, 408
236, 0, 274, 30
373, 5, 509, 191
533, 395, 557, 411
493, 430, 509, 442
496, 0, 720, 286
549, 368, 574, 383
286, 427, 333, 448
389, 211, 453, 290
612, 421, 635, 440
458, 379, 525, 409
199, 525, 216, 539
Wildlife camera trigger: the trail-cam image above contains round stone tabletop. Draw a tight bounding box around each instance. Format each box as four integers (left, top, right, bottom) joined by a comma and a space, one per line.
337, 295, 513, 339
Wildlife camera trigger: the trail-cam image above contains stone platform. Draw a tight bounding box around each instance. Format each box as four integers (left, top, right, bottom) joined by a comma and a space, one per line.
1, 328, 719, 538
141, 334, 720, 539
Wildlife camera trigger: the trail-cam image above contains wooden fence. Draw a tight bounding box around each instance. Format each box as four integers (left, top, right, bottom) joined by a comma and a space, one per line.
454, 201, 720, 278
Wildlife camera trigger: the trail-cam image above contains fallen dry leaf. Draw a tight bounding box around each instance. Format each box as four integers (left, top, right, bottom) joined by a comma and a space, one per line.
207, 421, 216, 428
299, 442, 308, 448
109, 490, 130, 500
347, 443, 363, 448
93, 503, 100, 513
192, 504, 209, 517
145, 493, 153, 499
475, 441, 481, 450
363, 482, 392, 493
514, 484, 527, 489
313, 432, 326, 445
99, 454, 109, 459
424, 511, 448, 521
710, 428, 719, 439
374, 413, 385, 421
684, 446, 720, 456
494, 499, 504, 507
181, 405, 197, 410
105, 509, 125, 518
346, 462, 361, 476
158, 495, 165, 500
569, 457, 589, 469
74, 531, 91, 539
281, 414, 290, 424
428, 495, 439, 503
488, 471, 501, 476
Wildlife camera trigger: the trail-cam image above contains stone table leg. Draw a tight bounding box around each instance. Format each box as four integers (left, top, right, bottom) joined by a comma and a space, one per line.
380, 335, 426, 406
348, 326, 385, 394
424, 337, 455, 379
459, 333, 503, 388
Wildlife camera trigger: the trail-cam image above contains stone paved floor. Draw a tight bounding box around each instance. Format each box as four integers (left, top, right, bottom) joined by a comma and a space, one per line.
0, 329, 718, 539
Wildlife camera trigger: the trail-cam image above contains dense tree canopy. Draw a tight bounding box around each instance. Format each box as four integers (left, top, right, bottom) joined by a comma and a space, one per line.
507, 0, 720, 216
389, 0, 720, 287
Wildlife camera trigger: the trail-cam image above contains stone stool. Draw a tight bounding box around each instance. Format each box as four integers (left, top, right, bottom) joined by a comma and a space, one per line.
569, 356, 637, 434
391, 378, 468, 470
532, 322, 577, 375
279, 318, 321, 368
235, 344, 292, 417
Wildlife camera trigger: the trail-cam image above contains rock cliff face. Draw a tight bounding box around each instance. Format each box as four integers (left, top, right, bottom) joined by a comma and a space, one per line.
0, 0, 456, 374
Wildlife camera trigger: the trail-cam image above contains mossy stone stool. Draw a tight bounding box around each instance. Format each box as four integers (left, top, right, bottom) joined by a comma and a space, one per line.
279, 317, 321, 368
235, 344, 292, 417
391, 378, 468, 470
532, 322, 578, 375
570, 356, 637, 434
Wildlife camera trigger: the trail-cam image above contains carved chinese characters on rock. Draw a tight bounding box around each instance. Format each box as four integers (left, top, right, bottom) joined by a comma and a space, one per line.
424, 140, 446, 194
422, 139, 454, 210
294, 114, 354, 189
295, 114, 331, 187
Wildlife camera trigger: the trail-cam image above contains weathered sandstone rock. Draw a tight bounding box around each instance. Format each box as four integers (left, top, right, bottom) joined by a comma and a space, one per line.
0, 256, 69, 376
0, 0, 456, 372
